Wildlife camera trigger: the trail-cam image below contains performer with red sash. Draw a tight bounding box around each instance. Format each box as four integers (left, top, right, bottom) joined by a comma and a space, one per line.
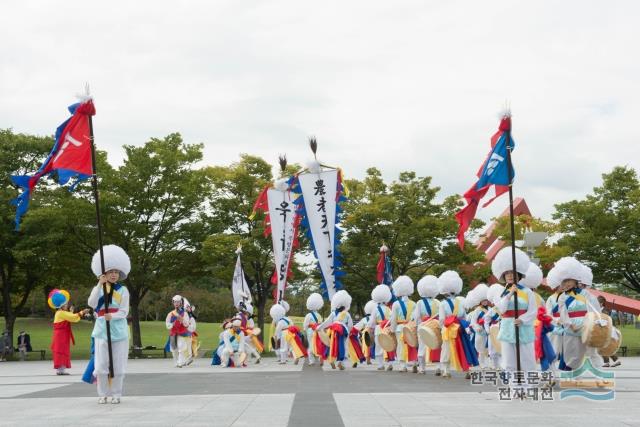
389, 276, 418, 373
356, 300, 376, 365
236, 301, 263, 364
492, 247, 537, 386
303, 293, 326, 366
437, 271, 478, 378
413, 275, 441, 374
485, 284, 505, 370
367, 284, 395, 371
166, 295, 196, 368
579, 264, 605, 369
271, 303, 307, 364
554, 257, 589, 372
87, 245, 131, 404
49, 289, 88, 375
318, 290, 353, 370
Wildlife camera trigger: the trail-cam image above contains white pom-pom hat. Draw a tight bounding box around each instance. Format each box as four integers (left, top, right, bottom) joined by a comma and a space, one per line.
91, 245, 131, 280
545, 267, 561, 290
306, 293, 324, 311
437, 271, 463, 295
371, 284, 392, 304
554, 257, 584, 283
391, 275, 414, 297
522, 263, 543, 289
417, 275, 439, 298
269, 304, 286, 321
280, 300, 290, 313
463, 290, 476, 309
491, 246, 530, 283
331, 290, 352, 311
487, 283, 506, 305
364, 300, 376, 315
473, 283, 489, 303
580, 264, 593, 287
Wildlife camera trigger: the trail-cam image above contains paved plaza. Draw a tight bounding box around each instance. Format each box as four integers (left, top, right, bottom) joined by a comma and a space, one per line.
0, 357, 639, 426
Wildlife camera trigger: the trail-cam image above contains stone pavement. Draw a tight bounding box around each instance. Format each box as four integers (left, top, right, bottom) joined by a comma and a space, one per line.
0, 357, 638, 426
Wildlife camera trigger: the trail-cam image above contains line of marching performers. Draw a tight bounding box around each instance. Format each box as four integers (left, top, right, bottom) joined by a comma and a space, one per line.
237, 246, 622, 386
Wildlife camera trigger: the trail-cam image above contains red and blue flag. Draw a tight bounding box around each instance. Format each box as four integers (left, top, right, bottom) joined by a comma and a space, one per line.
11, 99, 96, 229
376, 248, 393, 285
455, 114, 514, 249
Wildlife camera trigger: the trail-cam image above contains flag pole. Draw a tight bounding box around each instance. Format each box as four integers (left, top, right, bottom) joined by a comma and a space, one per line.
88, 111, 115, 380
504, 116, 522, 379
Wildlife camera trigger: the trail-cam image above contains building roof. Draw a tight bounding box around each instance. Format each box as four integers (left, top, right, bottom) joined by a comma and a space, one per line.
589, 288, 640, 316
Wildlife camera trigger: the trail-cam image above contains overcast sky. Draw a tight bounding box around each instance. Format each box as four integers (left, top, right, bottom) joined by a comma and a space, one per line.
2, 0, 639, 228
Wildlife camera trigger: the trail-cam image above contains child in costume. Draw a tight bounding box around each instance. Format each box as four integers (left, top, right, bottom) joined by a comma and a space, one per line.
367, 284, 394, 371
492, 247, 537, 386
412, 275, 441, 375
579, 264, 604, 369
49, 289, 89, 375
303, 293, 326, 366
166, 295, 196, 368
389, 276, 418, 372
522, 263, 556, 372
87, 245, 131, 404
318, 290, 353, 370
437, 270, 478, 378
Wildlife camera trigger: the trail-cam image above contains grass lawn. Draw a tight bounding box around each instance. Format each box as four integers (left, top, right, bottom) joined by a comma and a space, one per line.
0, 317, 295, 360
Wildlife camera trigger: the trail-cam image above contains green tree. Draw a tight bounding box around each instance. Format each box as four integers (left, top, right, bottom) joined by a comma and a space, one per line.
98, 133, 214, 349
554, 166, 640, 294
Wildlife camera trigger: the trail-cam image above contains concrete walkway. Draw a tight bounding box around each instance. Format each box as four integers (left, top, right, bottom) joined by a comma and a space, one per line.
0, 357, 638, 426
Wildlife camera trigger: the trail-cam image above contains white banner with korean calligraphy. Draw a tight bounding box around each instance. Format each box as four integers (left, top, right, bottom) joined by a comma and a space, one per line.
231, 253, 251, 308
296, 170, 339, 299
266, 188, 298, 302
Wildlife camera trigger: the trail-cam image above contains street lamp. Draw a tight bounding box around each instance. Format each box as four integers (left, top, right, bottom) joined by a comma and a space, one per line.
518, 231, 548, 265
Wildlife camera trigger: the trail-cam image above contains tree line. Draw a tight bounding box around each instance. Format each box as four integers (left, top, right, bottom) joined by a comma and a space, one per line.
1, 128, 638, 348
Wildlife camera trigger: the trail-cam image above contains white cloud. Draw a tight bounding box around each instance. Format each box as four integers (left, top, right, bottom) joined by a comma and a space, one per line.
1, 0, 638, 224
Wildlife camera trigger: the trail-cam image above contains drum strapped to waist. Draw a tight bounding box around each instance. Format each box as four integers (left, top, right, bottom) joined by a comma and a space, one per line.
270, 336, 280, 350
401, 321, 418, 347
598, 327, 622, 357
362, 329, 372, 347
582, 312, 612, 348
378, 326, 397, 352
418, 319, 442, 349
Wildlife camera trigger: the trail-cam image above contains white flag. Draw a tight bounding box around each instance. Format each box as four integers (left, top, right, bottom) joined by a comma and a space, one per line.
231, 253, 251, 308
296, 169, 340, 298
267, 188, 298, 302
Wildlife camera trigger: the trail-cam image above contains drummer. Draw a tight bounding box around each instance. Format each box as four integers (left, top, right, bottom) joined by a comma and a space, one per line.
389, 276, 418, 373
579, 264, 604, 369
367, 284, 395, 371
303, 293, 326, 366
318, 290, 353, 370
554, 257, 589, 372
355, 300, 376, 365
437, 271, 477, 378
412, 275, 441, 375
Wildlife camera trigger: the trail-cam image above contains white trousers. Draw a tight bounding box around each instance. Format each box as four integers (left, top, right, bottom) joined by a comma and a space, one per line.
585, 346, 603, 368
501, 341, 536, 387
561, 334, 587, 370
306, 330, 316, 364
221, 348, 241, 367
94, 339, 128, 398
278, 334, 290, 362
170, 335, 192, 366
474, 334, 489, 369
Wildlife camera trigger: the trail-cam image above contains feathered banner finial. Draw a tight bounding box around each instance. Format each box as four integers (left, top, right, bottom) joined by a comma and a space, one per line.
309, 137, 318, 160
235, 242, 242, 255
278, 154, 287, 173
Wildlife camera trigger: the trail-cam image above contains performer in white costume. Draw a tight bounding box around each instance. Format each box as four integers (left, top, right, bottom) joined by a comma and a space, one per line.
485, 283, 505, 370
319, 290, 354, 370
165, 295, 196, 368
303, 293, 325, 366
412, 275, 441, 374
492, 247, 537, 386
468, 284, 490, 370
220, 318, 246, 367
367, 284, 394, 371
389, 276, 418, 372
579, 264, 604, 369
87, 245, 131, 404
357, 300, 376, 365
